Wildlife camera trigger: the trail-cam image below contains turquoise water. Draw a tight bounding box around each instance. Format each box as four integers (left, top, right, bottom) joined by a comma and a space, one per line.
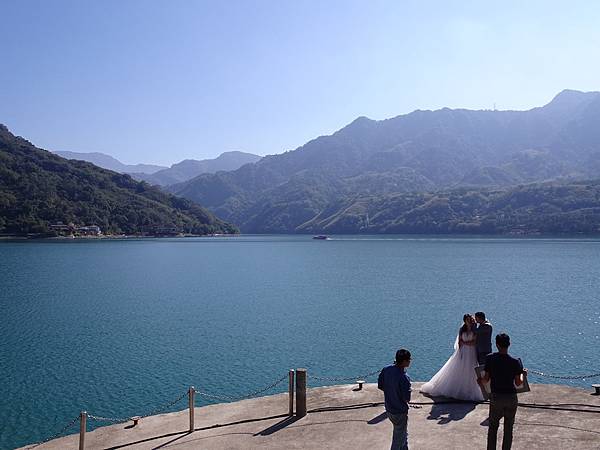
1, 235, 600, 449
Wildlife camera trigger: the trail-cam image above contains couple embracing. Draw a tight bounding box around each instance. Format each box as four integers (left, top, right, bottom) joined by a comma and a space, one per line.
420, 311, 492, 401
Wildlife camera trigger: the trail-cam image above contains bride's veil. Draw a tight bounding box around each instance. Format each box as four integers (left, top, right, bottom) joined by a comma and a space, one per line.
453, 326, 461, 352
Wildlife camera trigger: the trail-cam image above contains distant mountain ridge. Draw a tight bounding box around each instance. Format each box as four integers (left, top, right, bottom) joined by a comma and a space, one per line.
131, 151, 262, 186
169, 89, 600, 233
1, 125, 237, 236
54, 150, 167, 174
55, 149, 262, 186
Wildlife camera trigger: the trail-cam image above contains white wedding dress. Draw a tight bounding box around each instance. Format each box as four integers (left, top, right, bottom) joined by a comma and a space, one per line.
420, 330, 484, 401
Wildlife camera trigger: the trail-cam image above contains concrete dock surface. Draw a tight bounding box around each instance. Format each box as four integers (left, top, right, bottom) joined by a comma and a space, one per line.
23, 382, 600, 449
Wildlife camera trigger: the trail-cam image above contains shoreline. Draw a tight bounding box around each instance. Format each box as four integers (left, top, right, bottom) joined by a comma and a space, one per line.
2, 232, 600, 241
0, 233, 240, 241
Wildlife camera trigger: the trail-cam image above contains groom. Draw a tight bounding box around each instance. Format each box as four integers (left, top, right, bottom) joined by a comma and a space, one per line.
474, 311, 493, 365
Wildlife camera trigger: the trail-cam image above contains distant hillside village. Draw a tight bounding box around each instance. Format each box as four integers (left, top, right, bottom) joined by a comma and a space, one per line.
49, 222, 102, 236
49, 223, 189, 237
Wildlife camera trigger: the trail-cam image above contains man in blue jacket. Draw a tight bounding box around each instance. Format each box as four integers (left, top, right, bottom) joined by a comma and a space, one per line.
378, 349, 412, 450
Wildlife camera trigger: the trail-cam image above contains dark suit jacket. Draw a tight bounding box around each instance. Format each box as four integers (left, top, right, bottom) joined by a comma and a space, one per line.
475, 322, 493, 354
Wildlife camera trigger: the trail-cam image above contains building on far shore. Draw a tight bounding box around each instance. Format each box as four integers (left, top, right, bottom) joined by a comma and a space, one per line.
77, 225, 102, 236
49, 222, 102, 236
150, 226, 180, 236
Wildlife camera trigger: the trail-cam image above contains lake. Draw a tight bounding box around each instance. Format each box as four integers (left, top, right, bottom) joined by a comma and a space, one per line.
1, 235, 599, 449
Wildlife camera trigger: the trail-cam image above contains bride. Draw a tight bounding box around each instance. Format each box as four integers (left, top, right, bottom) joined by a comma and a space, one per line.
420, 314, 484, 401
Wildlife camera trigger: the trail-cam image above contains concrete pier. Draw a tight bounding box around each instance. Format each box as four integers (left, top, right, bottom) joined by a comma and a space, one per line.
22, 383, 600, 449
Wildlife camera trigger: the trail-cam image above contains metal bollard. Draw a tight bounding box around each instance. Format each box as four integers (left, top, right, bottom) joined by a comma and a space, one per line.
79, 411, 87, 450
296, 368, 307, 417
288, 369, 295, 416
189, 386, 195, 432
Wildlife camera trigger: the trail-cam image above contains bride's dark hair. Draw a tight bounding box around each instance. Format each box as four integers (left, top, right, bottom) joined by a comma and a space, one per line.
460, 314, 472, 334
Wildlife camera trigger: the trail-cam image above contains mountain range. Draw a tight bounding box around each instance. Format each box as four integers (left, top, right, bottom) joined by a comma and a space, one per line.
130, 151, 262, 186
55, 150, 262, 186
168, 89, 600, 233
54, 150, 167, 174
0, 125, 236, 236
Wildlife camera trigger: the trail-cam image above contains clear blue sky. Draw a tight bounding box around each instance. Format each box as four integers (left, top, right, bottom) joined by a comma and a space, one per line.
1, 0, 599, 166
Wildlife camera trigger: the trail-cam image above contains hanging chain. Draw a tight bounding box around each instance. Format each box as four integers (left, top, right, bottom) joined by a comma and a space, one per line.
141, 391, 188, 418
87, 414, 127, 424
195, 373, 288, 402
527, 369, 600, 380
28, 364, 600, 447
27, 415, 80, 448
88, 390, 188, 425
310, 368, 381, 382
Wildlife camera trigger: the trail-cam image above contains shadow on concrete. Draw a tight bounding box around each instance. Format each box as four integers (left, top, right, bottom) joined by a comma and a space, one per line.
151, 431, 191, 449
308, 402, 383, 414
518, 402, 600, 414
154, 431, 255, 448
104, 405, 385, 449
287, 419, 368, 429
426, 400, 477, 424
254, 416, 301, 436
104, 413, 288, 450
521, 402, 600, 409
517, 421, 600, 435
367, 411, 388, 425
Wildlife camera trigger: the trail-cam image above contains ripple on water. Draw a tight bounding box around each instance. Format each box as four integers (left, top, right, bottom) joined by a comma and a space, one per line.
1, 236, 600, 449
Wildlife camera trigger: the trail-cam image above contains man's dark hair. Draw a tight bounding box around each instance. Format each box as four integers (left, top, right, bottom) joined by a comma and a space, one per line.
475, 311, 486, 320
496, 333, 510, 348
395, 349, 411, 364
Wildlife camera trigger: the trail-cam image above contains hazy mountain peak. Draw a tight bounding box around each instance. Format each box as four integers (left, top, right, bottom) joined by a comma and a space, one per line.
220, 150, 256, 156
131, 151, 262, 186
335, 116, 376, 138
544, 89, 600, 111
54, 150, 167, 174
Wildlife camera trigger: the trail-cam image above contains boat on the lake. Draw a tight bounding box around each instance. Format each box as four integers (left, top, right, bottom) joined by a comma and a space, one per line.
312, 235, 329, 240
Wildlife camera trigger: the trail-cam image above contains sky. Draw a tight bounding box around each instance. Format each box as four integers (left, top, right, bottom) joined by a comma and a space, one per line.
1, 0, 599, 166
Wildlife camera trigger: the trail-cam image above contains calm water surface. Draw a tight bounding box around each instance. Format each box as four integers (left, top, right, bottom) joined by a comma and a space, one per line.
1, 235, 600, 448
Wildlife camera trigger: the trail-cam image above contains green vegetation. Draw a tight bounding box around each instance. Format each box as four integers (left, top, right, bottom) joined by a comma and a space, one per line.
297, 181, 600, 234
170, 90, 600, 234
0, 125, 237, 236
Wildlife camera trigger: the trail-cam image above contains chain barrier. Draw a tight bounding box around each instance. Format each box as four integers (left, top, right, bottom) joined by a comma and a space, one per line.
195, 373, 289, 402
86, 390, 189, 426
25, 365, 600, 447
141, 391, 188, 418
236, 373, 288, 399
194, 390, 237, 401
528, 369, 600, 380
88, 414, 127, 424
27, 415, 80, 448
310, 368, 381, 382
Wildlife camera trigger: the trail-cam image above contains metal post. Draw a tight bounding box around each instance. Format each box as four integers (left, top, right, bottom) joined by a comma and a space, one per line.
296, 368, 307, 417
288, 369, 295, 416
189, 386, 195, 432
79, 411, 86, 450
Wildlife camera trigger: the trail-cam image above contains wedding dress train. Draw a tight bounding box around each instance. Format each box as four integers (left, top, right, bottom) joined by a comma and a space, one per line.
420, 330, 484, 401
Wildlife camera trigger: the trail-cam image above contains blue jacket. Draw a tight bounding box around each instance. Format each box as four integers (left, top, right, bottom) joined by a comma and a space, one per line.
378, 365, 411, 414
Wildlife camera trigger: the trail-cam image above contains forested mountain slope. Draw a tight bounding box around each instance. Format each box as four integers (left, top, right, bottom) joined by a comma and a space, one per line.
170, 89, 600, 233
0, 125, 237, 236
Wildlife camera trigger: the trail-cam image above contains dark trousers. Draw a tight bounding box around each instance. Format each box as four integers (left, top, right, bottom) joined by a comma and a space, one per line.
478, 352, 490, 366
387, 412, 408, 450
487, 393, 518, 450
